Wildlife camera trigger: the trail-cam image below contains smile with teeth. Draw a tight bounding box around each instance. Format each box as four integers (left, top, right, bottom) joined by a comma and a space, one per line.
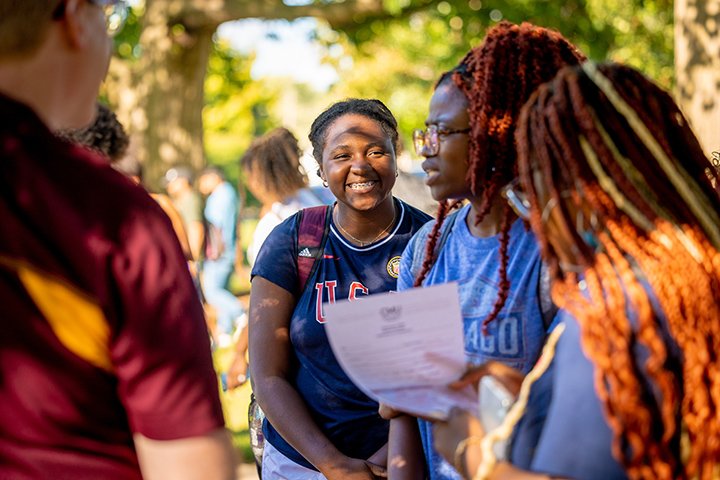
347, 180, 377, 190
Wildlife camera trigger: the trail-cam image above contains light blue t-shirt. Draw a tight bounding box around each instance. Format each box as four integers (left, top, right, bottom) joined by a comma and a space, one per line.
204, 181, 238, 262
398, 204, 550, 480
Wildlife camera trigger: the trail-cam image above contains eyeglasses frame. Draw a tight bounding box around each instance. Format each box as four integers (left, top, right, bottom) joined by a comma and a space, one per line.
412, 125, 471, 157
52, 0, 129, 38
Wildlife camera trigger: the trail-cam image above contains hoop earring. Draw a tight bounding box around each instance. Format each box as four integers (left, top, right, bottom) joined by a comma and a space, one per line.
322, 180, 329, 188
395, 171, 399, 178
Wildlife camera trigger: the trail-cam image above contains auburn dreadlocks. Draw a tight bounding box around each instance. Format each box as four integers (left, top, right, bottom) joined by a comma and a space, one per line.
517, 62, 720, 479
415, 22, 585, 331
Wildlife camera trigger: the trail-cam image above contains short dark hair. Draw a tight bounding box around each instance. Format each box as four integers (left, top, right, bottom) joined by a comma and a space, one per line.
308, 98, 399, 164
0, 1, 57, 58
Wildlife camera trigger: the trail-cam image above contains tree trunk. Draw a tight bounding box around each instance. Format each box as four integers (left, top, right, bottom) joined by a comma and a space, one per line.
675, 0, 720, 154
130, 0, 217, 190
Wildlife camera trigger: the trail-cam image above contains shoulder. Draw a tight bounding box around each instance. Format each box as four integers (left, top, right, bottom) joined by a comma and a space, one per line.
219, 181, 236, 196
407, 204, 464, 248
209, 182, 236, 204
397, 199, 433, 227
186, 191, 202, 207
60, 148, 171, 243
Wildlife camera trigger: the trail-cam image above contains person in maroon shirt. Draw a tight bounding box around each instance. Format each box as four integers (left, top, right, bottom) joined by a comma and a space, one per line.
0, 1, 236, 479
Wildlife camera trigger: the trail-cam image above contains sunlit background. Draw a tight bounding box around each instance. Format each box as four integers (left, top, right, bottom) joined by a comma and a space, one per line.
107, 0, 675, 195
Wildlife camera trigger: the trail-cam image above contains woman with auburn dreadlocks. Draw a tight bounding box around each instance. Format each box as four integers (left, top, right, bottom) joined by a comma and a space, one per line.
431, 62, 720, 480
390, 22, 584, 480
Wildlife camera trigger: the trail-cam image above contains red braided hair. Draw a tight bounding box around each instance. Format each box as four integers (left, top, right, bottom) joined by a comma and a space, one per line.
517, 62, 720, 479
415, 22, 584, 331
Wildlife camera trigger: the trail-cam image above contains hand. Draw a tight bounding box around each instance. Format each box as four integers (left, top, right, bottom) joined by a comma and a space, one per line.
378, 403, 402, 420
365, 442, 387, 477
320, 456, 378, 480
432, 408, 484, 471
225, 353, 248, 390
364, 460, 388, 478
449, 361, 523, 398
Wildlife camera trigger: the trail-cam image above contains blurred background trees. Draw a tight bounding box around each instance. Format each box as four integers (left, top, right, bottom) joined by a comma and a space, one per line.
103, 0, 717, 191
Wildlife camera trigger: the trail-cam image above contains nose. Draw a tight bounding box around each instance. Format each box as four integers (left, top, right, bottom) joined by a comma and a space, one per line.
415, 135, 437, 159
350, 154, 372, 173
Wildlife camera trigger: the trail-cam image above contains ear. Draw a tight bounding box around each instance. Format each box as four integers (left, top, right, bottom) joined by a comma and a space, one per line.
61, 0, 91, 49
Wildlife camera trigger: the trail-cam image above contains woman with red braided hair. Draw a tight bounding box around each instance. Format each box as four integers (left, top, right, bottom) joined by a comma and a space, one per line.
430, 62, 720, 480
392, 22, 584, 480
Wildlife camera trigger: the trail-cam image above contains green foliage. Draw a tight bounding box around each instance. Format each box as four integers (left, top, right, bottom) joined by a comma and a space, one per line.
106, 0, 673, 194
584, 0, 674, 86
114, 2, 144, 61
203, 39, 280, 197
324, 0, 673, 148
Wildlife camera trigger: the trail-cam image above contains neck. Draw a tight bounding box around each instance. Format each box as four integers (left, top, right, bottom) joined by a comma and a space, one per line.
334, 197, 397, 245
466, 194, 515, 238
0, 30, 93, 131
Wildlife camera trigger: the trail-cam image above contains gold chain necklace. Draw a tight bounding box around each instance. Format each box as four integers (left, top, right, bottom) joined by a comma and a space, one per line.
334, 206, 396, 247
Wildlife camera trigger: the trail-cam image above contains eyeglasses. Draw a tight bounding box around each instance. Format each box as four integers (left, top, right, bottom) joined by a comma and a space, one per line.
412, 125, 471, 157
503, 179, 594, 234
53, 0, 129, 37
501, 178, 531, 220
90, 0, 129, 37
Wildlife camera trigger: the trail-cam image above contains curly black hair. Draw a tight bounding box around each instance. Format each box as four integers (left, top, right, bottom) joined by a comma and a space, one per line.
57, 103, 129, 163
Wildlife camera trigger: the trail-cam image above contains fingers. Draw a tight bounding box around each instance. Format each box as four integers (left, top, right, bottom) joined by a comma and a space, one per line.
378, 403, 401, 420
226, 356, 249, 390
364, 461, 388, 478
448, 361, 524, 397
226, 373, 247, 390
448, 364, 491, 391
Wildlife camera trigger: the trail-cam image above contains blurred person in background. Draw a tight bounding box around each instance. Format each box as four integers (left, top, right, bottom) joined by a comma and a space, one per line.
0, 1, 235, 479
226, 126, 327, 391
244, 127, 329, 267
198, 166, 247, 347
165, 166, 205, 264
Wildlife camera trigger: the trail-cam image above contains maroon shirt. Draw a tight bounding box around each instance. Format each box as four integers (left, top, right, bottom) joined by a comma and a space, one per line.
0, 93, 224, 479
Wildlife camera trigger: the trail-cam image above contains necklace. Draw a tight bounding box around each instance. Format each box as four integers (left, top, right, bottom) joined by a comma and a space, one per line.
334, 206, 396, 246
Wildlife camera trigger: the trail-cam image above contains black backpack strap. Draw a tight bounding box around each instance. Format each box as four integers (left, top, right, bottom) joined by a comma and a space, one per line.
410, 209, 460, 283
296, 205, 332, 294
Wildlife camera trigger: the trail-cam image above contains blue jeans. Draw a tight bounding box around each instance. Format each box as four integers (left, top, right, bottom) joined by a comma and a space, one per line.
202, 256, 244, 335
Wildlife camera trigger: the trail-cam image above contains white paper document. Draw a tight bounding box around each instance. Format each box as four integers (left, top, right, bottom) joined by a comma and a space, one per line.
324, 282, 477, 420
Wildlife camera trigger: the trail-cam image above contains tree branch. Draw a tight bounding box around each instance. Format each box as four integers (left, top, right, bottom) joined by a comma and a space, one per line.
176, 0, 391, 30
